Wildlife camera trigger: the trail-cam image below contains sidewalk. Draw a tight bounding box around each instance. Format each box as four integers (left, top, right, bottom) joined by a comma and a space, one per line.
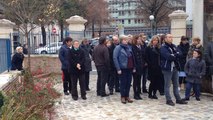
53, 74, 213, 120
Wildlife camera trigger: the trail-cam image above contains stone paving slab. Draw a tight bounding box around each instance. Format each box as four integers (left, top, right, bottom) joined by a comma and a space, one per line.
54, 75, 213, 120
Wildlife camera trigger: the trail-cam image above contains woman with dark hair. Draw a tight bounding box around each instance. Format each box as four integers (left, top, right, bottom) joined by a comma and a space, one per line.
145, 35, 164, 99
184, 49, 206, 101
132, 35, 145, 100
80, 39, 92, 91
177, 36, 190, 90
113, 35, 136, 104
59, 37, 72, 95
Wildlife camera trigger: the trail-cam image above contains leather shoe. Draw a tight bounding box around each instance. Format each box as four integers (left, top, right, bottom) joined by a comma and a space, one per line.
152, 95, 158, 99
64, 92, 69, 95
176, 99, 188, 104
82, 96, 87, 100
134, 96, 140, 100
166, 100, 175, 106
196, 97, 200, 101
72, 96, 78, 101
121, 97, 126, 104
125, 97, 133, 103
101, 94, 109, 97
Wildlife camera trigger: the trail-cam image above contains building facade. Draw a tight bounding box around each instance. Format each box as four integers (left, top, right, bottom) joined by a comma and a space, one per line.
99, 0, 186, 36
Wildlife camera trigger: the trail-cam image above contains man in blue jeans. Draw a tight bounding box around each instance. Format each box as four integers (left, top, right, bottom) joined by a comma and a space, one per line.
160, 34, 187, 106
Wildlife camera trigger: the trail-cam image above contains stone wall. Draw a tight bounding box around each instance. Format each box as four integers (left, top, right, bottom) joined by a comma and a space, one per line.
23, 55, 61, 74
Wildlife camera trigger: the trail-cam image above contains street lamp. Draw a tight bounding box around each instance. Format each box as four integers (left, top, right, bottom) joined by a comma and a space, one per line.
149, 15, 154, 37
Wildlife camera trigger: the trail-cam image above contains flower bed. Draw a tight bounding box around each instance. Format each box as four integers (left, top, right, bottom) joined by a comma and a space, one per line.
0, 70, 61, 120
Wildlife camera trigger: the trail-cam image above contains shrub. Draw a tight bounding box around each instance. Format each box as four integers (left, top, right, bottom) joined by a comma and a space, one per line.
0, 70, 61, 120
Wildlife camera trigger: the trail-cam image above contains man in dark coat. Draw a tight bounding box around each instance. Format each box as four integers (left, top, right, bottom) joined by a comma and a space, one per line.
69, 40, 86, 100
93, 36, 110, 97
108, 35, 120, 94
205, 41, 213, 98
160, 34, 187, 106
80, 39, 92, 91
59, 37, 72, 95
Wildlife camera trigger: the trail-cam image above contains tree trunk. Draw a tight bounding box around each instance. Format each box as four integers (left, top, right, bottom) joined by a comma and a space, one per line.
41, 26, 46, 46
99, 25, 102, 37
92, 21, 95, 38
26, 32, 31, 71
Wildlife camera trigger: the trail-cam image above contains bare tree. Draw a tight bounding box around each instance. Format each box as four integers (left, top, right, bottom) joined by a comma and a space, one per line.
0, 0, 61, 69
136, 0, 186, 34
136, 0, 172, 31
86, 0, 110, 37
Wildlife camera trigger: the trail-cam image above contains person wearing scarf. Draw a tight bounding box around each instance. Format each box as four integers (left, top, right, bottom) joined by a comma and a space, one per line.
113, 35, 136, 104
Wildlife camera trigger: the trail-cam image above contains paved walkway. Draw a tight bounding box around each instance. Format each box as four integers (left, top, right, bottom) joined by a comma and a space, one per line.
54, 74, 213, 120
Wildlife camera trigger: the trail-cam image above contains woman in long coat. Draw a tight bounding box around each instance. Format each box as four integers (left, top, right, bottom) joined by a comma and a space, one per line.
80, 39, 92, 91
132, 35, 145, 100
145, 35, 164, 99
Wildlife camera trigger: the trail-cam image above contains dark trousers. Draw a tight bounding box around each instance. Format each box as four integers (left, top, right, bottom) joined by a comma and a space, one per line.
158, 73, 165, 94
119, 69, 132, 97
185, 82, 200, 99
133, 73, 142, 96
108, 70, 119, 92
85, 72, 90, 89
62, 69, 72, 93
71, 73, 86, 97
141, 67, 148, 92
96, 66, 109, 95
148, 77, 158, 96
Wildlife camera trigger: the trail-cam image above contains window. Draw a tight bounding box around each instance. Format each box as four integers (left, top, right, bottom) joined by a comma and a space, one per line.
122, 20, 124, 24
135, 19, 137, 24
128, 11, 131, 15
122, 11, 124, 15
128, 19, 131, 24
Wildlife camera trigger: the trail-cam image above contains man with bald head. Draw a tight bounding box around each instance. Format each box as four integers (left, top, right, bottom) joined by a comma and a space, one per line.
108, 35, 120, 94
160, 34, 187, 106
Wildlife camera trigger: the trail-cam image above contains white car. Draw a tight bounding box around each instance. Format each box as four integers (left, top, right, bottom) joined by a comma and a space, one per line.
35, 42, 63, 54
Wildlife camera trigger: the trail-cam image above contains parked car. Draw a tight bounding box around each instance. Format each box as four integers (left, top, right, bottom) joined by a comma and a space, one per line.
34, 42, 63, 54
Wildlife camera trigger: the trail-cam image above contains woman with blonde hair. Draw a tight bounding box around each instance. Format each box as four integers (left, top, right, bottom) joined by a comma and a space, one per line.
145, 35, 164, 99
11, 46, 24, 70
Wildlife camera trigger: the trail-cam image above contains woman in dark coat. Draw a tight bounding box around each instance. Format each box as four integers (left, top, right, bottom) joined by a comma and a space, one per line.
11, 46, 24, 71
69, 40, 86, 100
177, 36, 190, 89
80, 39, 92, 91
132, 35, 145, 100
145, 35, 164, 99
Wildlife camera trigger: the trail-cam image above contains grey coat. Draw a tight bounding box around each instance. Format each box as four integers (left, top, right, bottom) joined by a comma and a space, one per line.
205, 41, 213, 75
184, 58, 206, 84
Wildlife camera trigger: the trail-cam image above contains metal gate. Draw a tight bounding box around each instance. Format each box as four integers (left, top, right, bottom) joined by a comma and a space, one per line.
0, 39, 11, 73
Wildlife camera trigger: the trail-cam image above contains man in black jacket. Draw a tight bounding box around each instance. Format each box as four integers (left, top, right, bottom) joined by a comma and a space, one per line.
59, 37, 72, 95
108, 35, 120, 94
93, 36, 110, 97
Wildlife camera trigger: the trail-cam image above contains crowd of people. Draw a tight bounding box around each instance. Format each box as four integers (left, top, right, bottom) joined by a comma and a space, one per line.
10, 33, 213, 106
